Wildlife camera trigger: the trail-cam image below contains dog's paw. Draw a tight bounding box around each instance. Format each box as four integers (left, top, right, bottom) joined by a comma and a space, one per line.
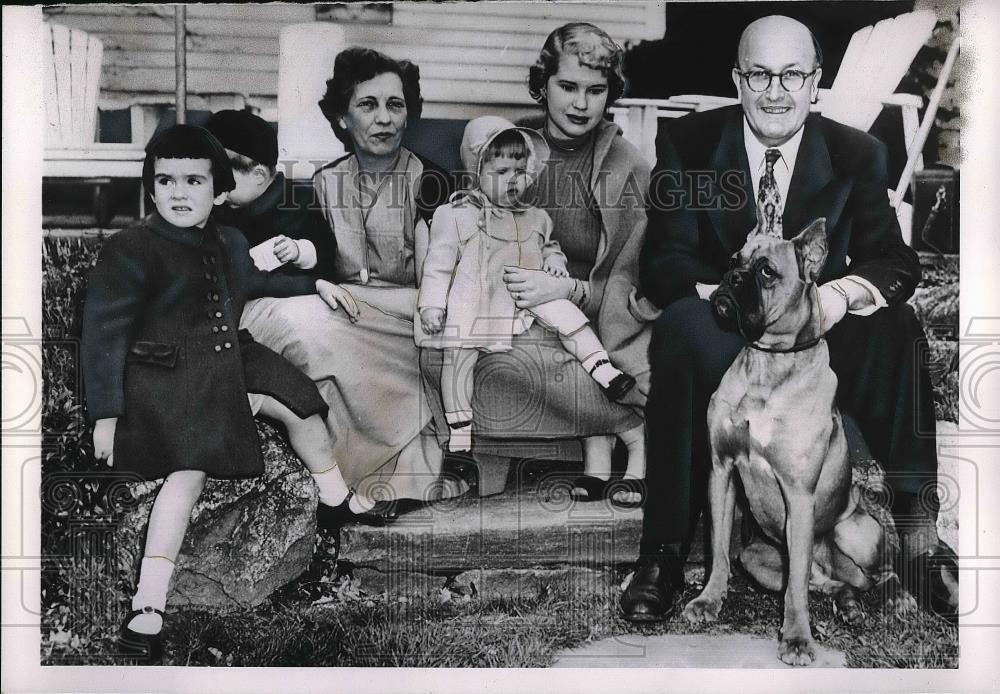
834, 590, 864, 626
778, 636, 816, 666
682, 595, 722, 624
886, 589, 918, 617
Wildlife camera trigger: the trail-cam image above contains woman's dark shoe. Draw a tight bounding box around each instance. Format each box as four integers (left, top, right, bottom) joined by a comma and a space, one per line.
606, 478, 646, 509
571, 475, 610, 502
620, 552, 683, 622
316, 491, 392, 530
365, 498, 431, 522
118, 607, 164, 664
901, 541, 959, 624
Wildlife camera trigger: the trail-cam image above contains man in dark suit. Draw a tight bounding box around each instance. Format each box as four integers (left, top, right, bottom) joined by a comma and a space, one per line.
622, 15, 958, 622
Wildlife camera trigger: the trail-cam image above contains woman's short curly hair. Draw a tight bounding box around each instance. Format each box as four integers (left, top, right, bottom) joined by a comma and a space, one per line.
528, 23, 626, 105
317, 47, 423, 146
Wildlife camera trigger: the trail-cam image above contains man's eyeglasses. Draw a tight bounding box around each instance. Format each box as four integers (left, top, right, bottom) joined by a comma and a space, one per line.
735, 69, 818, 93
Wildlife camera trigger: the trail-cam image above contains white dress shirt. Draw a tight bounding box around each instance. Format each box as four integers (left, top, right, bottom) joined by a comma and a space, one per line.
742, 118, 887, 315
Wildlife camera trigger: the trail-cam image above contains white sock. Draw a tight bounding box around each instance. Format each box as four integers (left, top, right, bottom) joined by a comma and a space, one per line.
312, 464, 349, 507
581, 352, 622, 388
129, 556, 173, 634
448, 422, 473, 452
348, 493, 375, 514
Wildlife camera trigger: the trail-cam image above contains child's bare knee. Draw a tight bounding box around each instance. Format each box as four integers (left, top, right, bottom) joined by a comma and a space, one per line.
165, 469, 207, 493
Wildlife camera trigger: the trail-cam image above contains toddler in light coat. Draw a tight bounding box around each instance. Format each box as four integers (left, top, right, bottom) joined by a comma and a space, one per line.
417, 116, 635, 451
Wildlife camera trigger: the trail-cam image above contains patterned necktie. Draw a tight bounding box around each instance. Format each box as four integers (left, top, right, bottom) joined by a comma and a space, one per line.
758, 148, 783, 237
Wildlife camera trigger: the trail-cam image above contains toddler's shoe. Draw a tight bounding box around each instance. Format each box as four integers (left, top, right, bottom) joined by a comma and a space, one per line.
601, 373, 636, 402
588, 358, 636, 402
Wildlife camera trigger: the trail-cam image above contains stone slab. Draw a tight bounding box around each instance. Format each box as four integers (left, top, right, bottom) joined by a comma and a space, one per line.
339, 483, 644, 571
551, 633, 846, 669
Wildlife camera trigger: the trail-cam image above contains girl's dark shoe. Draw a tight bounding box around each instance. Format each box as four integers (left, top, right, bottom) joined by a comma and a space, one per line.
118, 607, 165, 664
571, 475, 610, 502
316, 490, 392, 530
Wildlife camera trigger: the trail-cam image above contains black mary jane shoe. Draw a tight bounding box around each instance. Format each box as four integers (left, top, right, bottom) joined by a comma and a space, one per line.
571, 475, 610, 502
606, 478, 646, 509
316, 490, 392, 531
589, 358, 636, 403
118, 607, 165, 664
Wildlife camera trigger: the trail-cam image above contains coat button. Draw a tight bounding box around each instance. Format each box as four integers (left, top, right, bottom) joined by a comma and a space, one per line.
212, 326, 220, 334
221, 325, 229, 332
206, 292, 220, 301
224, 342, 232, 349
214, 345, 222, 352
214, 311, 222, 318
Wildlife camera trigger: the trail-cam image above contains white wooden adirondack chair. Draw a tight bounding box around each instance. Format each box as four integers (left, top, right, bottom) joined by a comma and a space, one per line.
44, 23, 103, 147
43, 22, 145, 223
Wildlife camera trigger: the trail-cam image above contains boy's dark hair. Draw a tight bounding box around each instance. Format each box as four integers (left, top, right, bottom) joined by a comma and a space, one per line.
482, 130, 528, 165
142, 125, 235, 197
227, 150, 275, 177
203, 109, 278, 172
318, 47, 423, 147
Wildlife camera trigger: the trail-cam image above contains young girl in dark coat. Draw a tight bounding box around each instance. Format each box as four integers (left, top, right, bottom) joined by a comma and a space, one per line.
82, 125, 373, 661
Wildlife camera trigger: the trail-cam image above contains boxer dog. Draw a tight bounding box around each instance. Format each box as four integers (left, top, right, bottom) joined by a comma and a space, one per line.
682, 215, 915, 666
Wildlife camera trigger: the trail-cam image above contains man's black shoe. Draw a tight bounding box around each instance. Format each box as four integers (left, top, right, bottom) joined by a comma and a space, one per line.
620, 554, 682, 622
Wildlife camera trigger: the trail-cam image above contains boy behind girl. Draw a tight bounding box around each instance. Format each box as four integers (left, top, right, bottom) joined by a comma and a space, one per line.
204, 109, 333, 276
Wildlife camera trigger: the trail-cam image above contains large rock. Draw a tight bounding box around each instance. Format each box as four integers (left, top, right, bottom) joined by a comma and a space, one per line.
115, 423, 317, 611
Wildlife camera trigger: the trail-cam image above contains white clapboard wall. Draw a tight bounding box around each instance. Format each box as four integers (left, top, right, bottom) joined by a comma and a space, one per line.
42, 3, 665, 118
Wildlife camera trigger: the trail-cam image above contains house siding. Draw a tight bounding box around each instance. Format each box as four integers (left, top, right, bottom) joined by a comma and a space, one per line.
43, 3, 665, 117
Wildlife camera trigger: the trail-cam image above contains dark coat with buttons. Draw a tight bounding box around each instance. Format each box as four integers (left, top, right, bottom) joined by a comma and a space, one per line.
641, 106, 921, 309
82, 212, 328, 480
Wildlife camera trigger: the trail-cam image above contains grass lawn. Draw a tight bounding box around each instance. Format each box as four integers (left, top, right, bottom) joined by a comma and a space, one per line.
42, 528, 957, 668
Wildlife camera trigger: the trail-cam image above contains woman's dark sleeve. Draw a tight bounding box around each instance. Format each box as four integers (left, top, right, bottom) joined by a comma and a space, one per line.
81, 234, 148, 422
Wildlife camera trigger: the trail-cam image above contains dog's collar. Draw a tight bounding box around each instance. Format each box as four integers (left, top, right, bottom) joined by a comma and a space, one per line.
748, 335, 824, 354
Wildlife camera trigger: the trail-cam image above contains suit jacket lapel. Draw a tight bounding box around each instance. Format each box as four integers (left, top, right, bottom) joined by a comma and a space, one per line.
708, 109, 756, 253
783, 115, 835, 237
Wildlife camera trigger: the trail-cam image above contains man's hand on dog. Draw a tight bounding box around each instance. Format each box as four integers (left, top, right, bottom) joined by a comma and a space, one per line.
817, 283, 849, 332
817, 280, 875, 332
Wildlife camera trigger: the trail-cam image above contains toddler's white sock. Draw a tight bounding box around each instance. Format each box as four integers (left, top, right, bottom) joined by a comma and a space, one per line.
581, 352, 622, 388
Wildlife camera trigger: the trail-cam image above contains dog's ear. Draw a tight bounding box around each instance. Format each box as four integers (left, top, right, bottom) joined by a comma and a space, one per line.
791, 218, 828, 284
